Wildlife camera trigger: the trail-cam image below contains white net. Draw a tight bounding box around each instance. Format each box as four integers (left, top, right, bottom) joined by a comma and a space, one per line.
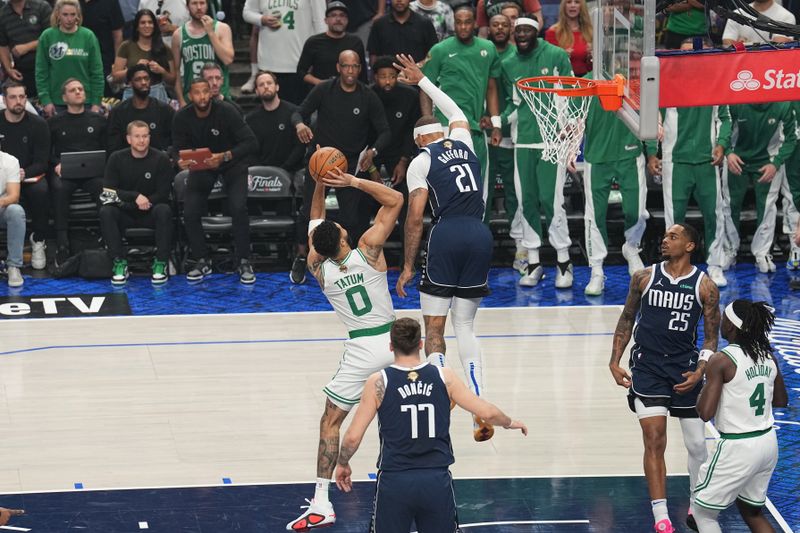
518, 79, 593, 167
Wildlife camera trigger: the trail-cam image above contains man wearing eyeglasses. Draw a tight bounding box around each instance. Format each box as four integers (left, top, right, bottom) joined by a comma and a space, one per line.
289, 49, 390, 284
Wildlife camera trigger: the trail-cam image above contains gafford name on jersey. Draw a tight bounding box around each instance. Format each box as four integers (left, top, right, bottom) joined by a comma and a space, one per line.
436, 148, 470, 165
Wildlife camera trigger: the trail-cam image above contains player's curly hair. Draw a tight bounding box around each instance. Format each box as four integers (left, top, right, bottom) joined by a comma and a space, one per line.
732, 299, 775, 364
312, 220, 342, 259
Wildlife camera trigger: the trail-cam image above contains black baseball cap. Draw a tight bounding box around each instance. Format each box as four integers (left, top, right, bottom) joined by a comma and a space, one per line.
326, 1, 348, 16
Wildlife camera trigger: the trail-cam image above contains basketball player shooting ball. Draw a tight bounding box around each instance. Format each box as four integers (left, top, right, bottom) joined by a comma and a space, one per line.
394, 53, 496, 442
286, 149, 404, 531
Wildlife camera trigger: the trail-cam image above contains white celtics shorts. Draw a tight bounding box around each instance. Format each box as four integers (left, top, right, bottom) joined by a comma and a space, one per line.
693, 429, 778, 511
323, 331, 394, 411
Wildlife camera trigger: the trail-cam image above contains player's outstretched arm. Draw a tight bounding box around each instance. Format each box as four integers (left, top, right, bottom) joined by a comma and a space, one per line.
323, 169, 403, 268
609, 268, 650, 388
306, 177, 328, 279
696, 352, 733, 421
442, 367, 527, 435
396, 185, 427, 298
393, 54, 470, 134
335, 373, 383, 493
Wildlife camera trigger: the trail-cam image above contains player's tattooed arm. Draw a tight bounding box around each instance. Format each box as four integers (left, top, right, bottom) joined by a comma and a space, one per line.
700, 275, 721, 352
402, 189, 426, 271
337, 443, 356, 466
362, 243, 385, 269
374, 374, 385, 408
610, 269, 649, 375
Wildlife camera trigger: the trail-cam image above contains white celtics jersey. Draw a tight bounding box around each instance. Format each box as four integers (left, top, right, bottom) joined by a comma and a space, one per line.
321, 248, 395, 336
715, 344, 778, 435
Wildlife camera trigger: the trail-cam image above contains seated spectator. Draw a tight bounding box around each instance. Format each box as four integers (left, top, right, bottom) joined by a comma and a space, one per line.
172, 78, 258, 284
108, 65, 174, 153
0, 81, 50, 270
478, 0, 542, 38
201, 62, 241, 112
544, 0, 593, 76
48, 78, 107, 262
368, 0, 438, 64
100, 120, 174, 286
0, 139, 24, 287
138, 0, 190, 47
410, 0, 455, 41
35, 0, 104, 118
79, 0, 125, 96
370, 56, 420, 187
661, 0, 708, 49
110, 9, 175, 102
0, 0, 52, 98
296, 1, 367, 88
722, 0, 795, 45
244, 71, 304, 171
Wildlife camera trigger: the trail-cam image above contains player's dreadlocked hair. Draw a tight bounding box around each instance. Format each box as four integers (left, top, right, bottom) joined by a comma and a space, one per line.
732, 299, 775, 364
312, 220, 342, 259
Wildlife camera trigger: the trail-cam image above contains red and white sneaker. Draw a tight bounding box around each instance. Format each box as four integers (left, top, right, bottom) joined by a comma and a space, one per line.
654, 518, 674, 532
286, 499, 335, 531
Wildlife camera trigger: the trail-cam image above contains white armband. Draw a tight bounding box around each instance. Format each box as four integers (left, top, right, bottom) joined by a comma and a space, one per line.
308, 219, 324, 235
490, 115, 501, 129
699, 349, 714, 363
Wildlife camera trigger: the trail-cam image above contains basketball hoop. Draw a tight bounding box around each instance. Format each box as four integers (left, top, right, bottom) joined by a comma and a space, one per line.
516, 74, 625, 166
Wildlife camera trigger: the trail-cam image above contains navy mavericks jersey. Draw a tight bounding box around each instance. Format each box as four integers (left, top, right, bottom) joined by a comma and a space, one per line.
633, 262, 705, 355
377, 363, 454, 471
422, 138, 485, 221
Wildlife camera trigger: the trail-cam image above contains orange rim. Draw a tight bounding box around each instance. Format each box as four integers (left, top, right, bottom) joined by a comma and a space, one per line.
516, 74, 626, 111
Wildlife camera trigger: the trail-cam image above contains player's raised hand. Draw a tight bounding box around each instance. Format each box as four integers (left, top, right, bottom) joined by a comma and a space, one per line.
334, 464, 353, 493
609, 363, 631, 388
322, 167, 355, 188
674, 369, 702, 394
396, 268, 415, 298
393, 54, 424, 85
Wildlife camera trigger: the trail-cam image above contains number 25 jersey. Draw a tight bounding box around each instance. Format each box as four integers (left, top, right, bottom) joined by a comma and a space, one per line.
377, 363, 454, 471
634, 262, 705, 355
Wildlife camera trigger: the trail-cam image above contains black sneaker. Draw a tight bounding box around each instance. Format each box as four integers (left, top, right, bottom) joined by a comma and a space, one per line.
186, 259, 212, 282
238, 259, 256, 284
55, 246, 70, 266
290, 256, 307, 284
686, 512, 698, 532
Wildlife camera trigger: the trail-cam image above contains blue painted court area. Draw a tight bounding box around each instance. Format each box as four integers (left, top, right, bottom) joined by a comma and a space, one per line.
0, 476, 785, 533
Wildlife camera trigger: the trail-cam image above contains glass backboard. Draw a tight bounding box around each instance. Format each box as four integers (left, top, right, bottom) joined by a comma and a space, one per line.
593, 0, 659, 140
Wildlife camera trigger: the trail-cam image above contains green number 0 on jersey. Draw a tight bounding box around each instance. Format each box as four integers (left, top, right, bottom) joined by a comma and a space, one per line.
345, 285, 373, 317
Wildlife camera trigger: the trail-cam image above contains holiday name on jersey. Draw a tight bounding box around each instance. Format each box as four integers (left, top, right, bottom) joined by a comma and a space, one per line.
397, 381, 434, 399
745, 364, 773, 382
647, 288, 695, 311
333, 272, 364, 291
436, 148, 470, 165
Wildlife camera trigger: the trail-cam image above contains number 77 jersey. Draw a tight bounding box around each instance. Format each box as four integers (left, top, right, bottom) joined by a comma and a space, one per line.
633, 262, 706, 355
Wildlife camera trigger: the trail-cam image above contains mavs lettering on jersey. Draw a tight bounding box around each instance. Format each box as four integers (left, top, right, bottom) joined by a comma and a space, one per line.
377, 363, 454, 471
422, 139, 485, 221
633, 263, 705, 355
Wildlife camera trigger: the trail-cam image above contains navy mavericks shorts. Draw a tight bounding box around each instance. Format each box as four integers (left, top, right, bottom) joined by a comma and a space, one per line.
419, 216, 492, 299
627, 345, 702, 418
370, 468, 459, 533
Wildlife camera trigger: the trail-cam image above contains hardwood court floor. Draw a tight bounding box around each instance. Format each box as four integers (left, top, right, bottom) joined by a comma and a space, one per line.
0, 306, 704, 494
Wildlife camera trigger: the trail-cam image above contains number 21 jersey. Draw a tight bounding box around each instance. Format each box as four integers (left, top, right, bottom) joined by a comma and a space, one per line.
422, 136, 485, 221
634, 262, 705, 355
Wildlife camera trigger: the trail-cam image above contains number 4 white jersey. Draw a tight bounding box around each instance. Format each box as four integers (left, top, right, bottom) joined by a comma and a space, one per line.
321, 248, 395, 336
715, 344, 778, 436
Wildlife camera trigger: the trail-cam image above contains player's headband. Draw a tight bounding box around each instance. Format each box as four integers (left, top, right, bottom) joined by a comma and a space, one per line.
413, 123, 444, 138
724, 302, 743, 329
515, 17, 539, 30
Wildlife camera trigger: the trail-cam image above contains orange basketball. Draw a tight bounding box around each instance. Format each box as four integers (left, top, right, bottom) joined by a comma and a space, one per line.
309, 146, 348, 182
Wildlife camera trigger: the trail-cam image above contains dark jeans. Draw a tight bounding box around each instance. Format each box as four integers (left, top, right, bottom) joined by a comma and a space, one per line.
20, 177, 50, 240
183, 162, 250, 261
50, 174, 104, 247
99, 203, 173, 261
297, 153, 371, 246
18, 64, 37, 97
662, 29, 703, 50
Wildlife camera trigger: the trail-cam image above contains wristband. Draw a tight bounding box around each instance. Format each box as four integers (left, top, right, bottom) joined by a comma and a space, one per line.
490, 115, 501, 129
503, 419, 514, 429
368, 165, 378, 173
699, 349, 714, 362
308, 218, 323, 235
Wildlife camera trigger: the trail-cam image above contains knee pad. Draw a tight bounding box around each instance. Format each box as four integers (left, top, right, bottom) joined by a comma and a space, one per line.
420, 292, 451, 317
634, 398, 669, 419
680, 418, 708, 460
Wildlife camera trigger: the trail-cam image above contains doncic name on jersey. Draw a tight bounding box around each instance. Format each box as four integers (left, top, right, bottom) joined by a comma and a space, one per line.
397, 371, 434, 399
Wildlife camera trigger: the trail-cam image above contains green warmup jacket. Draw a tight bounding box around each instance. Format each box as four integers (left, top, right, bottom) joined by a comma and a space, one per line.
423, 36, 501, 132
645, 106, 732, 164
719, 102, 797, 171
499, 39, 573, 146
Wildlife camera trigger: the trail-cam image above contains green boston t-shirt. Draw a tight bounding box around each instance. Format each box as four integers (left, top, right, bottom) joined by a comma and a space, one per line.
179, 21, 229, 99
423, 36, 501, 132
